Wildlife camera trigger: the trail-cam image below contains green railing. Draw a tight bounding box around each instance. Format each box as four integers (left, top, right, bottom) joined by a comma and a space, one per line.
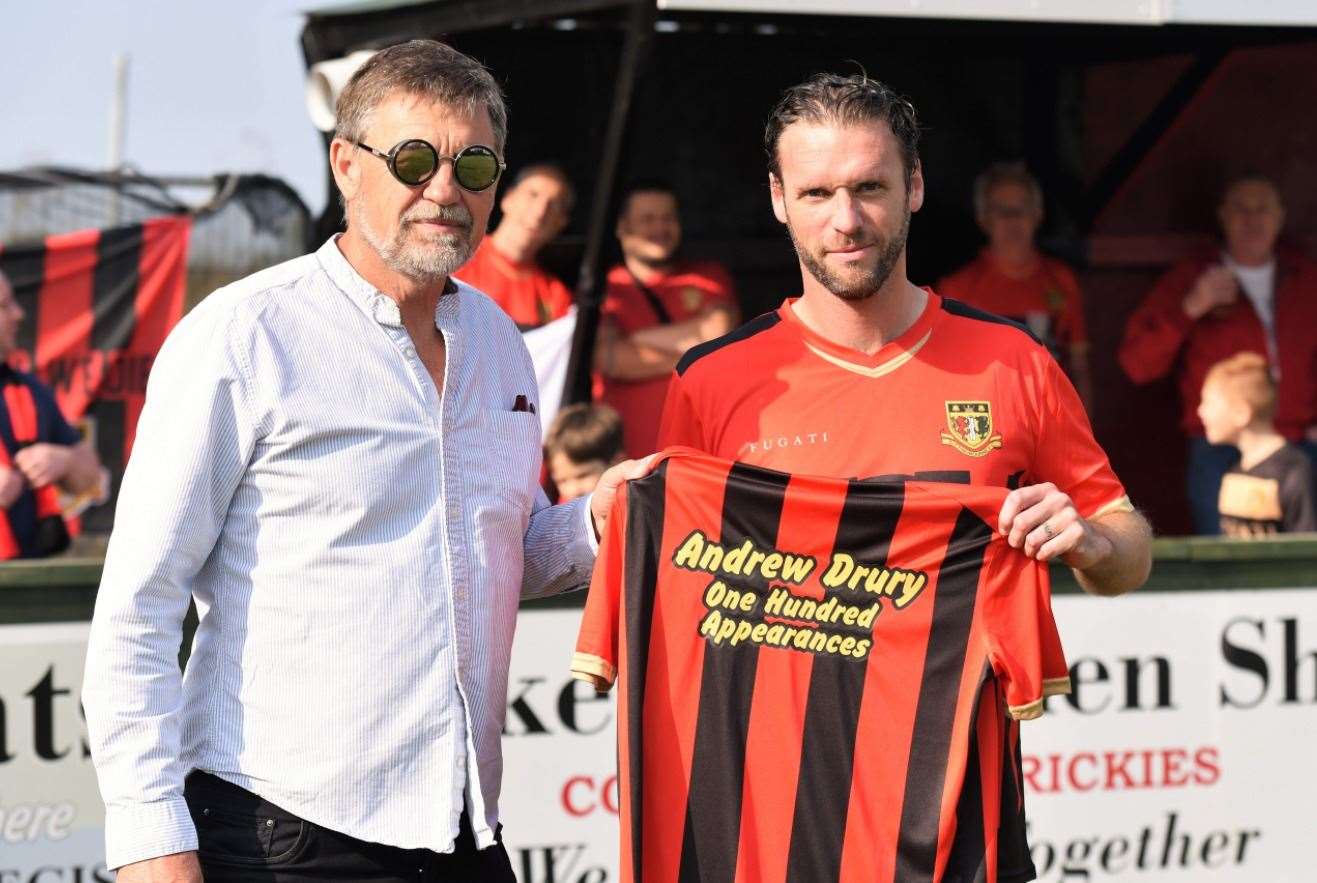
2, 538, 1313, 625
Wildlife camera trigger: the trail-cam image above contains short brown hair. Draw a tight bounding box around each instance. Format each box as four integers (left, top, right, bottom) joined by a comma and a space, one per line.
764, 73, 921, 183
510, 163, 576, 211
1204, 352, 1276, 423
545, 404, 624, 464
334, 40, 507, 151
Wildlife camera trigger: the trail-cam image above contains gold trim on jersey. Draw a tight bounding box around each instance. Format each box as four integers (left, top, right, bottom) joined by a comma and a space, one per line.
1009, 697, 1045, 720
802, 329, 932, 379
1043, 676, 1073, 696
940, 401, 1004, 457
1091, 495, 1136, 520
1008, 678, 1072, 720
570, 652, 617, 693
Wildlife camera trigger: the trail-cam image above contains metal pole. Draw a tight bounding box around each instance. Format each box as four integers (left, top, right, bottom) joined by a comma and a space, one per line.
560, 0, 657, 406
108, 54, 130, 226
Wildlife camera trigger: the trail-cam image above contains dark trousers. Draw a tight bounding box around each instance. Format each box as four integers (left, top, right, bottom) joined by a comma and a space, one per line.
184, 771, 516, 882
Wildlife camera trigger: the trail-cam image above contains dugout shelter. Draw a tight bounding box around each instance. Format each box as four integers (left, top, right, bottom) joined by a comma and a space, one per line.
300, 0, 1317, 535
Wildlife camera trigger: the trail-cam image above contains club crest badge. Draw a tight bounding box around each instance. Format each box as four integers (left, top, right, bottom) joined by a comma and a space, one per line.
940, 401, 1003, 457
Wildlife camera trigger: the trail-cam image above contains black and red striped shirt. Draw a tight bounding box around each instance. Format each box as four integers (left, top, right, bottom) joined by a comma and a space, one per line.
574, 450, 1070, 883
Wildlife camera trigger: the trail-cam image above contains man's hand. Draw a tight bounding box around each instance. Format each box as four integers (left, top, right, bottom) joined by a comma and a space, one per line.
589, 455, 658, 539
115, 851, 203, 882
13, 443, 72, 488
1182, 265, 1238, 320
998, 483, 1111, 569
0, 466, 24, 509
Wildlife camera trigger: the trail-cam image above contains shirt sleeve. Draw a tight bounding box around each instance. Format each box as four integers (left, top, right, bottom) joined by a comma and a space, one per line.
1280, 453, 1317, 533
600, 278, 632, 330
1027, 353, 1132, 521
700, 262, 738, 307
982, 540, 1070, 720
521, 489, 598, 600
31, 379, 83, 446
655, 372, 707, 452
1118, 262, 1200, 384
82, 299, 262, 870
571, 485, 629, 692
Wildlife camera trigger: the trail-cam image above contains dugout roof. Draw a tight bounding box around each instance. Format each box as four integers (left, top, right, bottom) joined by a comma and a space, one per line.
300, 0, 1317, 534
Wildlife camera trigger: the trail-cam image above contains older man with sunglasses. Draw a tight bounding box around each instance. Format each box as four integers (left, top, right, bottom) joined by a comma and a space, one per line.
82, 40, 648, 883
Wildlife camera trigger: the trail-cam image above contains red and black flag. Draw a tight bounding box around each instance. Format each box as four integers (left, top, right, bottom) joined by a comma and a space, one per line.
0, 216, 190, 529
574, 448, 1071, 883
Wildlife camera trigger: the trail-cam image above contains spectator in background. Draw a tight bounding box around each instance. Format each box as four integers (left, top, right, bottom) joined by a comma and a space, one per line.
544, 403, 625, 502
0, 268, 104, 559
1119, 173, 1317, 534
939, 162, 1092, 408
457, 163, 575, 328
1199, 352, 1315, 536
595, 180, 739, 459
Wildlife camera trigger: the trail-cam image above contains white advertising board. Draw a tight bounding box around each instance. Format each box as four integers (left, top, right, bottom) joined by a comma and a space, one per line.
0, 623, 111, 882
501, 609, 618, 883
3, 588, 1312, 881
1024, 589, 1315, 882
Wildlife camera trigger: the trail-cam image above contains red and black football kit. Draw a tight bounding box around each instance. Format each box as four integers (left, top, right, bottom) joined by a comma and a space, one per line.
574, 449, 1070, 883
597, 261, 737, 459
650, 291, 1133, 881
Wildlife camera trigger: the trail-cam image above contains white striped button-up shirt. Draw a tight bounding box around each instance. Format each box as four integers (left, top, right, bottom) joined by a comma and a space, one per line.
82, 237, 596, 870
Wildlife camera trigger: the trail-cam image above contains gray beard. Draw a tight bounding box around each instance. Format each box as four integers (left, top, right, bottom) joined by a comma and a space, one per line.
357, 203, 475, 282
788, 203, 910, 302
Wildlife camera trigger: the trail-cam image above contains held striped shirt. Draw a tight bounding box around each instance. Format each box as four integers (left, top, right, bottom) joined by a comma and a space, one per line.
82, 236, 597, 870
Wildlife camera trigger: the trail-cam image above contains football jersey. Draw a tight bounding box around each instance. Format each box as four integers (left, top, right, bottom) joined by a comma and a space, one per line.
597, 261, 736, 459
655, 290, 1130, 882
573, 449, 1071, 883
658, 291, 1129, 520
938, 251, 1088, 358
455, 238, 574, 329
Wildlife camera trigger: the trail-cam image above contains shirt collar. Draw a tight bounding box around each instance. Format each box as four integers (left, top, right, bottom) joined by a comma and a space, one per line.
316, 235, 459, 330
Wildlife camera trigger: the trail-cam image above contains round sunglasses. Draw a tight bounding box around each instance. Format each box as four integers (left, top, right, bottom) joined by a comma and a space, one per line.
354, 139, 505, 192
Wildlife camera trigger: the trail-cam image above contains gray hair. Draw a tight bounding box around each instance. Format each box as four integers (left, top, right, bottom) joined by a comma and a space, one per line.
334, 39, 507, 152
973, 162, 1042, 217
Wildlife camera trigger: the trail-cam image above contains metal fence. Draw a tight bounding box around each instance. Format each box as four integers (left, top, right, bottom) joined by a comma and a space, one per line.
0, 168, 313, 310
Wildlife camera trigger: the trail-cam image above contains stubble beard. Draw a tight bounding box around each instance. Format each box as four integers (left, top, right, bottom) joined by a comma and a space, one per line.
357, 202, 475, 282
787, 201, 911, 302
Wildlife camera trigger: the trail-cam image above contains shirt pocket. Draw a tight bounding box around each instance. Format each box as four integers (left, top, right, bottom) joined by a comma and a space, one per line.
476, 409, 542, 508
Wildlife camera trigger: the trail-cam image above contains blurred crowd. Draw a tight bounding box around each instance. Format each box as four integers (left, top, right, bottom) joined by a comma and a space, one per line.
0, 159, 1311, 562
466, 164, 1315, 537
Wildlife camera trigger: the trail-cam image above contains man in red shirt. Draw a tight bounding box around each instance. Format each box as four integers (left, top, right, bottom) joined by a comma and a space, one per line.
939, 163, 1092, 409
657, 73, 1152, 882
1119, 174, 1317, 534
595, 181, 739, 459
456, 163, 574, 328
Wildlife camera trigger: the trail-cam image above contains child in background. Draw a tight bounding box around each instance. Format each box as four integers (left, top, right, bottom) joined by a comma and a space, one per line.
1197, 352, 1316, 536
545, 404, 625, 502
